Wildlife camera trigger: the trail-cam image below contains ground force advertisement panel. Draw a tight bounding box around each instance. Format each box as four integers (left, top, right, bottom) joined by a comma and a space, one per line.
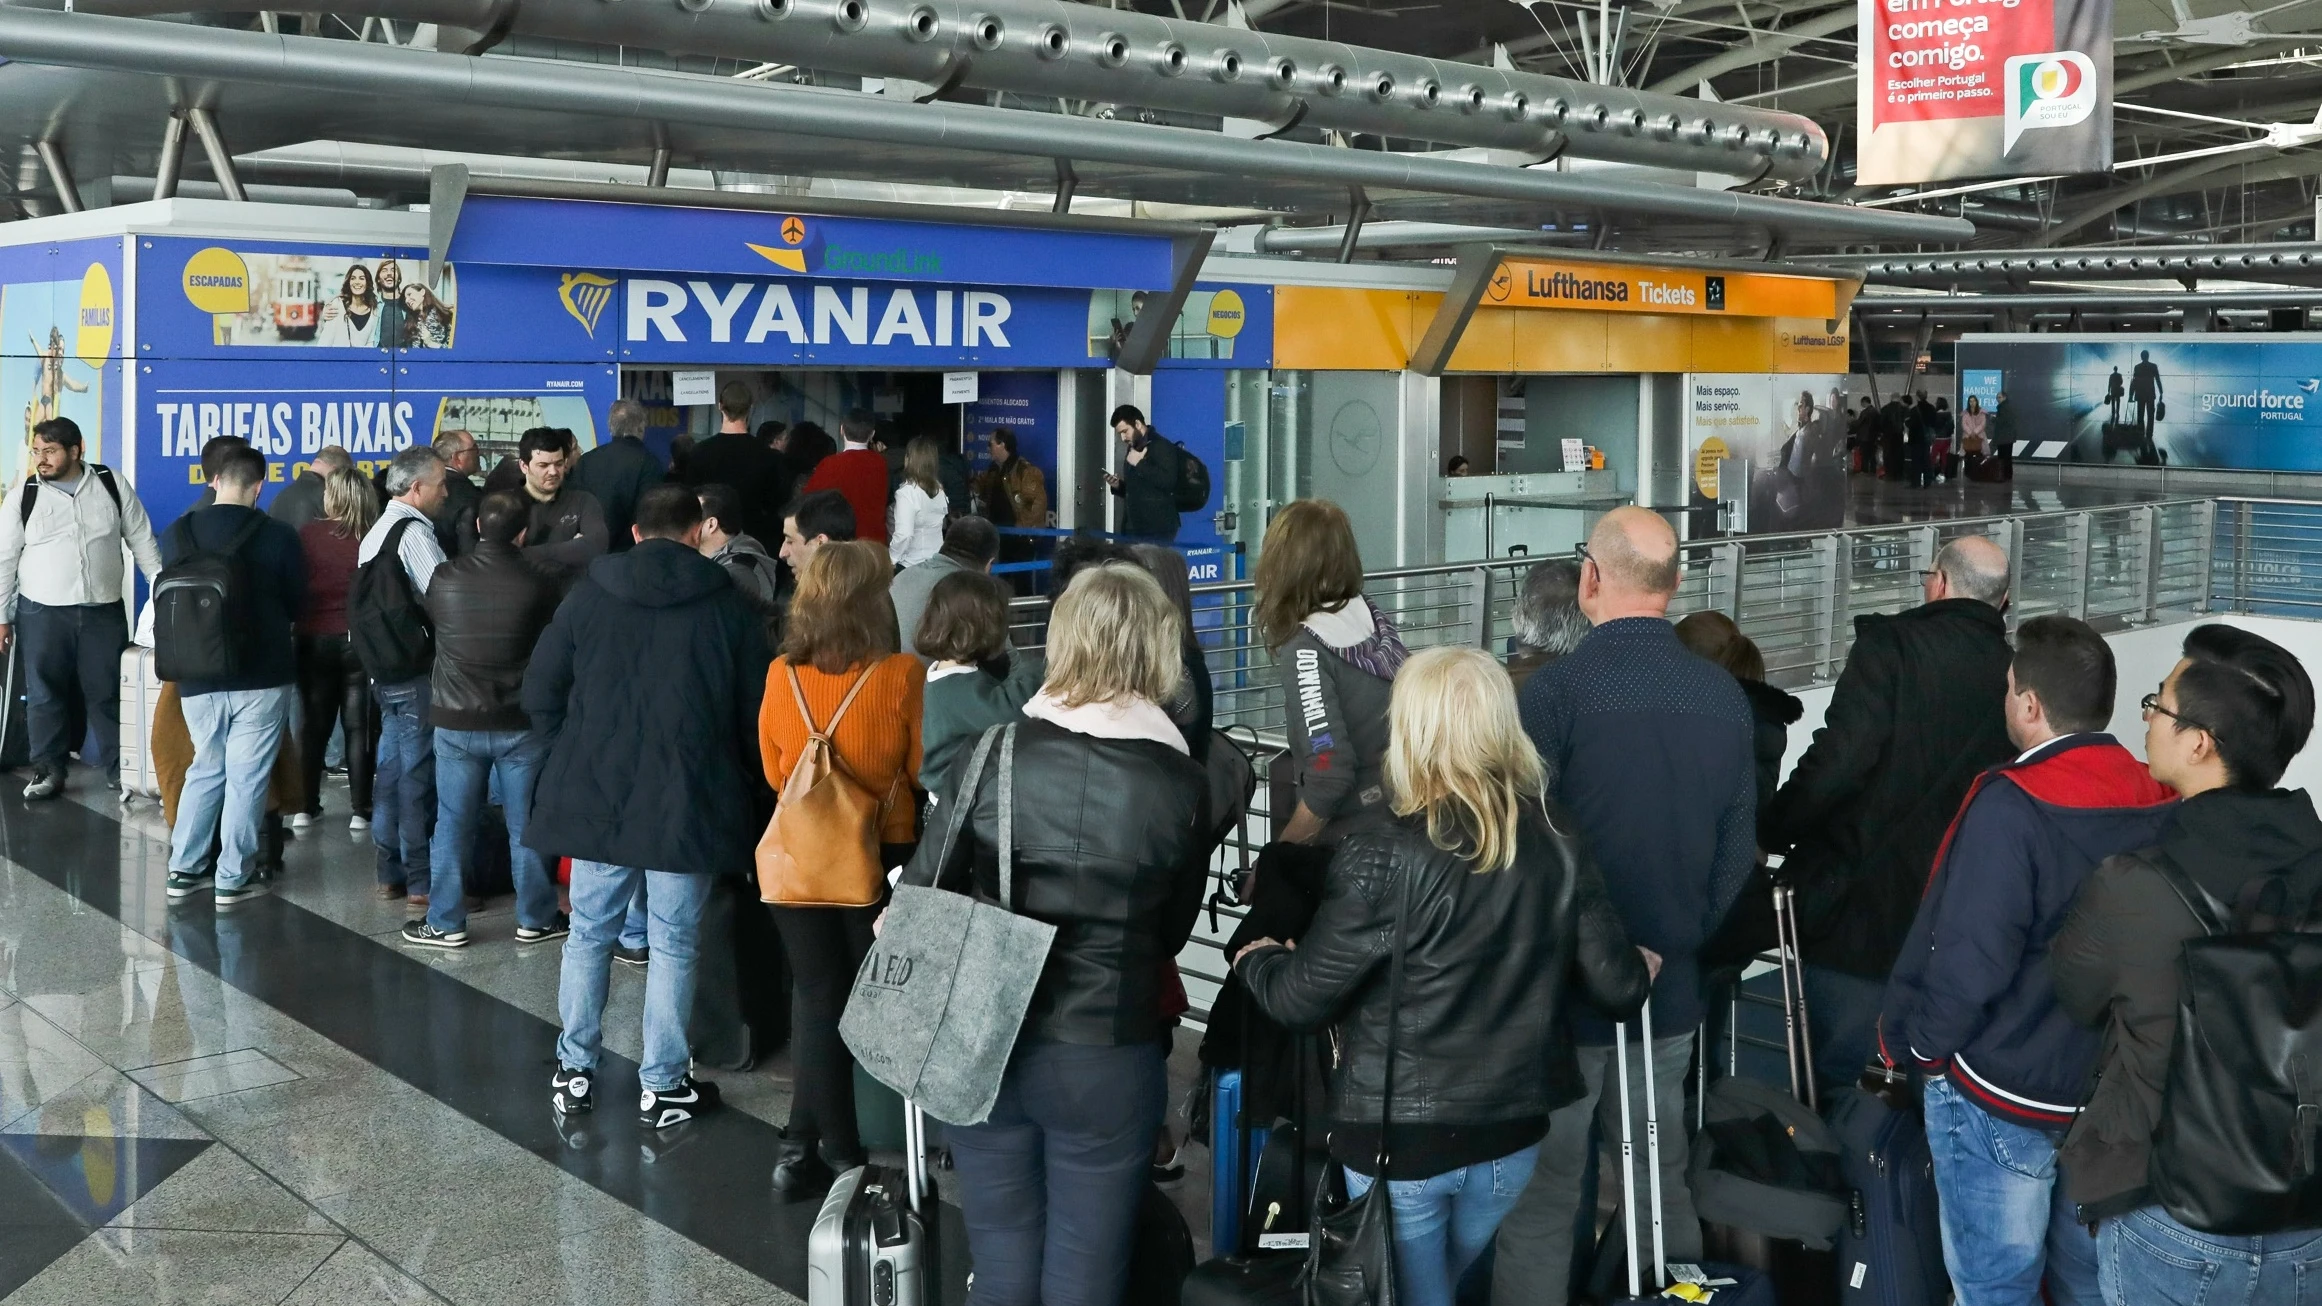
1955, 336, 2322, 471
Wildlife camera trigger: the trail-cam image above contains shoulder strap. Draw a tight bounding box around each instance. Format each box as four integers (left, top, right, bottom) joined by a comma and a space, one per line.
16, 480, 34, 527
377, 515, 420, 558
928, 725, 1002, 895
91, 466, 121, 514
997, 724, 1019, 911
821, 664, 879, 737
786, 662, 878, 740
2146, 847, 2230, 938
1373, 846, 1417, 1170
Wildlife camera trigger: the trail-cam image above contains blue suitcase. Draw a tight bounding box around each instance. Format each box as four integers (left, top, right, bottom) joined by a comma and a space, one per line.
1209, 1068, 1270, 1257
1828, 1081, 1949, 1306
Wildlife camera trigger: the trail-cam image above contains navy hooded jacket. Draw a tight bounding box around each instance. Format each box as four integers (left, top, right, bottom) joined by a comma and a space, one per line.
1881, 733, 2177, 1128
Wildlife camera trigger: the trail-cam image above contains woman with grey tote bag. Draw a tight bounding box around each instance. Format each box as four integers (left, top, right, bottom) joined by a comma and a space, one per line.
860, 562, 1210, 1306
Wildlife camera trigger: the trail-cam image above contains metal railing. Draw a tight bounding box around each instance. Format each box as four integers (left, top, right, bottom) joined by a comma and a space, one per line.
1001, 493, 2290, 1029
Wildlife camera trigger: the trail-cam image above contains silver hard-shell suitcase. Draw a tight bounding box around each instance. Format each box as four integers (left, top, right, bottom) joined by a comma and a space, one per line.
807, 1098, 933, 1306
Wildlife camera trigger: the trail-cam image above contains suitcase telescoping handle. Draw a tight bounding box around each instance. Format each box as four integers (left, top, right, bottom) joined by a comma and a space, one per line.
1771, 880, 1818, 1112
1614, 999, 1668, 1300
903, 1099, 930, 1215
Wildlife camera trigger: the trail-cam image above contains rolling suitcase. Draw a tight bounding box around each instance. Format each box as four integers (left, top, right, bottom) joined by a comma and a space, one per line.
117, 644, 163, 804
1829, 1072, 1948, 1306
808, 1098, 935, 1306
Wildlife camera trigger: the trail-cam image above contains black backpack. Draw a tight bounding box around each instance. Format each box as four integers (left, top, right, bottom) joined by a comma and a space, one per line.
2149, 848, 2322, 1235
1173, 439, 1212, 514
350, 518, 435, 683
152, 512, 267, 683
17, 464, 123, 524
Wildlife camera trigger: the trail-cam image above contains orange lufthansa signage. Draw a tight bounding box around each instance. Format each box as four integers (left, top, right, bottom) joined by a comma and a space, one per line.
1484, 256, 1842, 320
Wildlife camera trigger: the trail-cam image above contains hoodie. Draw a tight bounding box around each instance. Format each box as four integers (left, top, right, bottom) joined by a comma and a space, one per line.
2053, 788, 2322, 1218
521, 539, 773, 875
1881, 734, 2177, 1129
708, 533, 782, 633
1275, 596, 1408, 843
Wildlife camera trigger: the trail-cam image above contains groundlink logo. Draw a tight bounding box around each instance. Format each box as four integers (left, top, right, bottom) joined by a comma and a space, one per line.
2004, 51, 2097, 152
559, 272, 617, 337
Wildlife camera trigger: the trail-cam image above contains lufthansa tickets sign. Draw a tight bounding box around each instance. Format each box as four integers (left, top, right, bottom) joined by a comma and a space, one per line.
1484, 257, 1843, 320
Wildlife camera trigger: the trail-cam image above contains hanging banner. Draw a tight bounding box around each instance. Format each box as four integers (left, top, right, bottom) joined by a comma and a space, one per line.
1856, 0, 2113, 185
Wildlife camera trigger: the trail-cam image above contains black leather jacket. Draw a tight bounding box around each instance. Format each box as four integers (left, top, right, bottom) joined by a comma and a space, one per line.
424, 541, 560, 731
1238, 810, 1650, 1134
901, 718, 1207, 1047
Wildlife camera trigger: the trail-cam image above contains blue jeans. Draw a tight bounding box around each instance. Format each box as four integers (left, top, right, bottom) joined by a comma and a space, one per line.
428, 728, 554, 933
1348, 1147, 1539, 1306
621, 882, 648, 951
556, 861, 711, 1092
371, 677, 435, 892
168, 687, 293, 891
2099, 1206, 2322, 1306
1924, 1076, 2098, 1306
17, 597, 128, 775
947, 1041, 1167, 1306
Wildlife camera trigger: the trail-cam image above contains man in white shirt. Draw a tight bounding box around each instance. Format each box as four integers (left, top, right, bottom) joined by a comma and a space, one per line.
0, 417, 163, 800
358, 446, 450, 904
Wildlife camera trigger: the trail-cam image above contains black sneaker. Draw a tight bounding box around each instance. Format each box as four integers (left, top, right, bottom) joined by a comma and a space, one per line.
401, 921, 469, 949
165, 869, 215, 899
552, 1065, 595, 1116
613, 945, 650, 968
639, 1076, 721, 1129
213, 882, 270, 908
515, 917, 571, 945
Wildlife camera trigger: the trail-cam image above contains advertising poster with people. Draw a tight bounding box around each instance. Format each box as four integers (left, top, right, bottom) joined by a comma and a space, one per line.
0, 238, 123, 489
167, 244, 459, 353
1857, 0, 2114, 184
1686, 373, 1849, 533
1954, 336, 2322, 471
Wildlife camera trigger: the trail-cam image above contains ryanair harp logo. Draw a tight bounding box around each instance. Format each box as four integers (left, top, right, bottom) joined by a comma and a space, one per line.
559, 272, 617, 337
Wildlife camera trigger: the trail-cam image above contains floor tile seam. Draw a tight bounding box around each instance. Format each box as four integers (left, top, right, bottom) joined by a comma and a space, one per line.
0, 1062, 148, 1136
126, 1045, 283, 1075
266, 1234, 348, 1306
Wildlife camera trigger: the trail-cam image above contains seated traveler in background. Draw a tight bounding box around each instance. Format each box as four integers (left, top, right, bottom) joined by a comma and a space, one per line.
293, 465, 379, 830
1883, 616, 2174, 1306
904, 561, 1206, 1306
1255, 499, 1407, 846
889, 436, 950, 570
1506, 557, 1586, 692
530, 484, 771, 1128
759, 540, 924, 1197
894, 516, 999, 658
915, 569, 1041, 803
1235, 646, 1653, 1306
2052, 624, 2320, 1305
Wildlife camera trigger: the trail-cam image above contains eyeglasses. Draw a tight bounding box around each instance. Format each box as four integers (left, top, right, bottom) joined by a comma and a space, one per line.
1574, 542, 1594, 567
2141, 692, 2220, 739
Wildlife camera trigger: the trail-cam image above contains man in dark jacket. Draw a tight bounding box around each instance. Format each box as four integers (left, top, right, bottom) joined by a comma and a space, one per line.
2053, 625, 2320, 1291
267, 445, 350, 530
159, 445, 307, 907
403, 491, 563, 951
681, 390, 788, 549
573, 399, 667, 554
431, 429, 482, 555
1507, 507, 1754, 1298
1882, 616, 2175, 1306
512, 426, 609, 590
1102, 404, 1185, 541
1766, 533, 2014, 1092
528, 484, 771, 1129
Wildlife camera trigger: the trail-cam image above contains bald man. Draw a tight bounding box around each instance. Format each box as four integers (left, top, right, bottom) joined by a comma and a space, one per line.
1764, 533, 2014, 1093
1498, 506, 1756, 1306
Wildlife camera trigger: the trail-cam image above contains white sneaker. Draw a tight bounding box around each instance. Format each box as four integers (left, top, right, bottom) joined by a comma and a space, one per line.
291, 811, 315, 830
350, 814, 371, 832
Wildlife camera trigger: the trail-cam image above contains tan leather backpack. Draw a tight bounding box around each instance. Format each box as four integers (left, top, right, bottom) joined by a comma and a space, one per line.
756, 664, 895, 907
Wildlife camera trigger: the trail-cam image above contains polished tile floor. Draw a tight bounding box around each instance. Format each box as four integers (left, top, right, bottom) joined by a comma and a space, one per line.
1842, 470, 2170, 527
0, 768, 1167, 1304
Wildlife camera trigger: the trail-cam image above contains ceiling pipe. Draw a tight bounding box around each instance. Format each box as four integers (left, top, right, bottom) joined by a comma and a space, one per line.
1856, 289, 2322, 311
1221, 219, 1574, 253
0, 9, 1969, 244
50, 0, 1832, 181
1825, 241, 2322, 284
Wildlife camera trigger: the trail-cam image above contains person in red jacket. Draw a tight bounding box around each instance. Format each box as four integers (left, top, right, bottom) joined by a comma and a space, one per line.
803, 408, 890, 545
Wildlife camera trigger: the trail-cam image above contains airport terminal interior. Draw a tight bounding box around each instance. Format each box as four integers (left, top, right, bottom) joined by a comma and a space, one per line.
12, 0, 2322, 1302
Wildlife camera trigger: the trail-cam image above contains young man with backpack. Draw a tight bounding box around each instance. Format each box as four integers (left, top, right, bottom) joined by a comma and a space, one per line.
1102, 404, 1205, 541
1880, 616, 2176, 1306
156, 444, 305, 906
0, 417, 164, 800
354, 446, 450, 906
2052, 624, 2320, 1302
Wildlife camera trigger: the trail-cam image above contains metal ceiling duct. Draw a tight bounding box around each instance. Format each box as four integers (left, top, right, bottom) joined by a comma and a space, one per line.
62, 0, 1831, 181
0, 9, 1969, 243
1827, 242, 2322, 285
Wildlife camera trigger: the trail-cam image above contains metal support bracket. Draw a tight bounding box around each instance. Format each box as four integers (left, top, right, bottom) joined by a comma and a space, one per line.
154, 112, 188, 200
1469, 566, 1496, 649
1336, 186, 1371, 264
1052, 158, 1077, 214
428, 163, 471, 288
646, 146, 670, 189
34, 140, 82, 213
187, 108, 246, 201
1113, 226, 1217, 375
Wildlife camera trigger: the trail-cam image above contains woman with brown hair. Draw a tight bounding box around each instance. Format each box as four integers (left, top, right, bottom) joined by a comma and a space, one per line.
316, 263, 381, 348
294, 466, 381, 830
758, 539, 924, 1197
1253, 499, 1407, 845
889, 436, 949, 569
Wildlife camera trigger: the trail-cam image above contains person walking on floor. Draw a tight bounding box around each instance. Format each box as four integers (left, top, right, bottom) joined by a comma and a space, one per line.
905, 561, 1206, 1306
1238, 646, 1655, 1306
1763, 534, 2015, 1092
2051, 625, 2322, 1306
533, 484, 770, 1128
572, 399, 666, 554
759, 540, 926, 1197
159, 444, 306, 906
357, 446, 451, 906
1501, 506, 1755, 1304
0, 416, 163, 801
403, 491, 565, 950
293, 465, 380, 830
1881, 616, 2176, 1306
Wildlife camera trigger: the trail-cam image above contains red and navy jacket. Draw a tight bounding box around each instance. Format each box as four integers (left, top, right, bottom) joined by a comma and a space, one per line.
1879, 734, 2177, 1130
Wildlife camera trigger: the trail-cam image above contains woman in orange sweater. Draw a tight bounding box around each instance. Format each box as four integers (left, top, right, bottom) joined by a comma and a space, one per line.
759, 539, 925, 1196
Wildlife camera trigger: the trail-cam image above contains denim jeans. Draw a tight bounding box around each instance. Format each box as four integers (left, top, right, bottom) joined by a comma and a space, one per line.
2099, 1206, 2322, 1306
17, 597, 128, 776
947, 1040, 1167, 1306
1924, 1075, 2098, 1306
371, 677, 435, 892
428, 727, 554, 933
1348, 1147, 1540, 1306
557, 861, 711, 1093
168, 686, 293, 891
621, 881, 649, 951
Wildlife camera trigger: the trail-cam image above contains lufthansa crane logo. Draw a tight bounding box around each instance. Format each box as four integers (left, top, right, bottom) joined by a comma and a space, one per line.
559, 272, 617, 338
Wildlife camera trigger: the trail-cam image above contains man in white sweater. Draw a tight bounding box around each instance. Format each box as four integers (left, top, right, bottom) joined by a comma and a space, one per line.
0, 418, 163, 800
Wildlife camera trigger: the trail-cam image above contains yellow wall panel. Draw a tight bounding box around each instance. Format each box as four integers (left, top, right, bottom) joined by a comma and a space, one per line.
1445, 307, 1516, 372
1690, 317, 1774, 372
1604, 314, 1694, 371
1274, 286, 1441, 370
1512, 310, 1608, 372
